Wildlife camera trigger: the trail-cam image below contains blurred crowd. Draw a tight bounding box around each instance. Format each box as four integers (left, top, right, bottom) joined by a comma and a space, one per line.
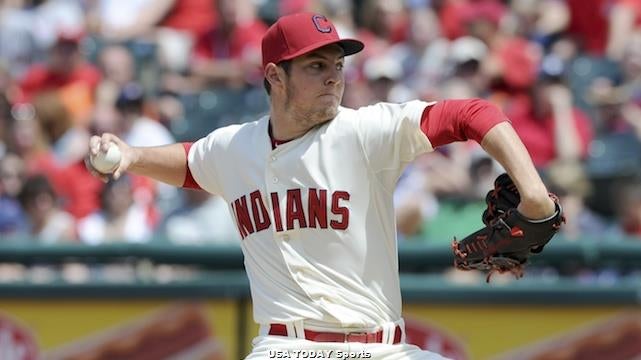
1, 0, 641, 247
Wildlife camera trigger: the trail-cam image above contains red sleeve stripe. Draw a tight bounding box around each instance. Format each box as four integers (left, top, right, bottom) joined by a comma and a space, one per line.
181, 142, 202, 190
420, 99, 508, 148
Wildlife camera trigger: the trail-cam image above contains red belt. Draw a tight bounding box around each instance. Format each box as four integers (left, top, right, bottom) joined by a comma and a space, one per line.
268, 323, 402, 344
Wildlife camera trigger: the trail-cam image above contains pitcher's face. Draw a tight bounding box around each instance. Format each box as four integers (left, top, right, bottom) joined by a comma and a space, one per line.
284, 44, 346, 128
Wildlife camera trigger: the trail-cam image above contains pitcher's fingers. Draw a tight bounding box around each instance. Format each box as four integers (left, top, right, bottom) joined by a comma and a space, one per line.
105, 135, 126, 147
99, 133, 119, 152
100, 134, 112, 152
89, 136, 102, 155
113, 166, 121, 180
112, 157, 129, 181
96, 172, 109, 183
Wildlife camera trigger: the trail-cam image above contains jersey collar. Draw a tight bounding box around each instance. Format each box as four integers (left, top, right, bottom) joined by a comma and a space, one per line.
268, 119, 294, 150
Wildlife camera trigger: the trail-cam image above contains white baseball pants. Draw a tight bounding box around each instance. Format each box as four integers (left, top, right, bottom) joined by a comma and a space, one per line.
245, 336, 452, 359
245, 321, 452, 360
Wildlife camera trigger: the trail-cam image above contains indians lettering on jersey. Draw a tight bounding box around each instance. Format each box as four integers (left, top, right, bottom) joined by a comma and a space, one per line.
229, 188, 350, 239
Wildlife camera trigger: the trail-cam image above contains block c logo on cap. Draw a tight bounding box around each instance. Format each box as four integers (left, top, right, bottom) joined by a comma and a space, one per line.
312, 15, 332, 33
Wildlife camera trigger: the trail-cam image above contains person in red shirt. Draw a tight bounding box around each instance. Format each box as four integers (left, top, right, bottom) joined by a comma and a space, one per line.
94, 0, 218, 79
99, 0, 217, 41
438, 0, 506, 41
505, 78, 594, 168
567, 0, 641, 58
607, 0, 641, 59
17, 31, 101, 127
159, 0, 218, 39
9, 91, 103, 220
170, 0, 268, 90
565, 0, 610, 55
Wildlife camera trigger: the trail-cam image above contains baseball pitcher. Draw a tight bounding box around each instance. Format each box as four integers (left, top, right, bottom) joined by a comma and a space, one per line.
87, 13, 563, 359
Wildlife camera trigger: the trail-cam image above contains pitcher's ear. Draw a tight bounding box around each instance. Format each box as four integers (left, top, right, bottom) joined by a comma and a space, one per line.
265, 63, 285, 89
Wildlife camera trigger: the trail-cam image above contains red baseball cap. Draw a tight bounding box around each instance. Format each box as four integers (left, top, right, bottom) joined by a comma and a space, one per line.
55, 28, 84, 44
261, 12, 364, 68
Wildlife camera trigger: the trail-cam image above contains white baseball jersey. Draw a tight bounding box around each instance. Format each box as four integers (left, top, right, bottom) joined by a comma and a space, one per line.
188, 100, 434, 328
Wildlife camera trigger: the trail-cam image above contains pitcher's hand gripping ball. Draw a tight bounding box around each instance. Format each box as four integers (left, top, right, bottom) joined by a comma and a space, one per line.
451, 173, 565, 281
90, 142, 121, 174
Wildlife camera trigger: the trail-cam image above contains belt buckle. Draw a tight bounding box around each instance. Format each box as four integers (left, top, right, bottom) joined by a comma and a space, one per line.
345, 331, 369, 343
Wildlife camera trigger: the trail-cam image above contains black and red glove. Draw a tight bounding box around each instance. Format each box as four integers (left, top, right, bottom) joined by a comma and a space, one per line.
451, 173, 565, 281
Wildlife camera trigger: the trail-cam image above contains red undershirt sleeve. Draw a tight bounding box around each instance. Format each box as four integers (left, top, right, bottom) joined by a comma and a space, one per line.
420, 99, 509, 148
181, 142, 202, 190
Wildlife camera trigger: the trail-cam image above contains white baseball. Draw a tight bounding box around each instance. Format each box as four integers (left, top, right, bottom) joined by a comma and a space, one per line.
91, 142, 121, 174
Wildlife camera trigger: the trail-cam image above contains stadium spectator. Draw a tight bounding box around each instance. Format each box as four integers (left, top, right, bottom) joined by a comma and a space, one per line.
362, 53, 405, 102
505, 78, 594, 168
615, 181, 641, 239
163, 0, 268, 92
113, 83, 174, 148
565, 0, 610, 55
97, 0, 216, 42
0, 89, 13, 157
17, 30, 101, 127
0, 153, 27, 238
445, 36, 489, 98
24, 92, 102, 220
359, 0, 408, 45
95, 44, 137, 108
508, 0, 570, 47
606, 0, 641, 61
77, 175, 154, 244
116, 83, 179, 211
545, 161, 611, 241
0, 0, 39, 78
17, 174, 76, 243
158, 189, 239, 244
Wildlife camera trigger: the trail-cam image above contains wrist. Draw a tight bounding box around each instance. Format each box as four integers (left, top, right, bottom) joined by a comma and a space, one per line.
517, 194, 556, 220
518, 181, 549, 200
127, 147, 142, 173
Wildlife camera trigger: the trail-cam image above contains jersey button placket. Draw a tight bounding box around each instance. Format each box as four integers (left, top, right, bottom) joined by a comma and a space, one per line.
267, 152, 279, 184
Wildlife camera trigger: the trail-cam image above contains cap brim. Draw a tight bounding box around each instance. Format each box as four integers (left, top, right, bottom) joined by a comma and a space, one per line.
337, 39, 365, 56
279, 38, 364, 62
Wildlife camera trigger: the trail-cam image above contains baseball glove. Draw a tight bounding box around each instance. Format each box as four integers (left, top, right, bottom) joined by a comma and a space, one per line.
451, 173, 565, 281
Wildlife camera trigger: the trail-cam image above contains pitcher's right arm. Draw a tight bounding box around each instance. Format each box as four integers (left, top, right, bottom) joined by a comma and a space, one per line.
88, 133, 190, 187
